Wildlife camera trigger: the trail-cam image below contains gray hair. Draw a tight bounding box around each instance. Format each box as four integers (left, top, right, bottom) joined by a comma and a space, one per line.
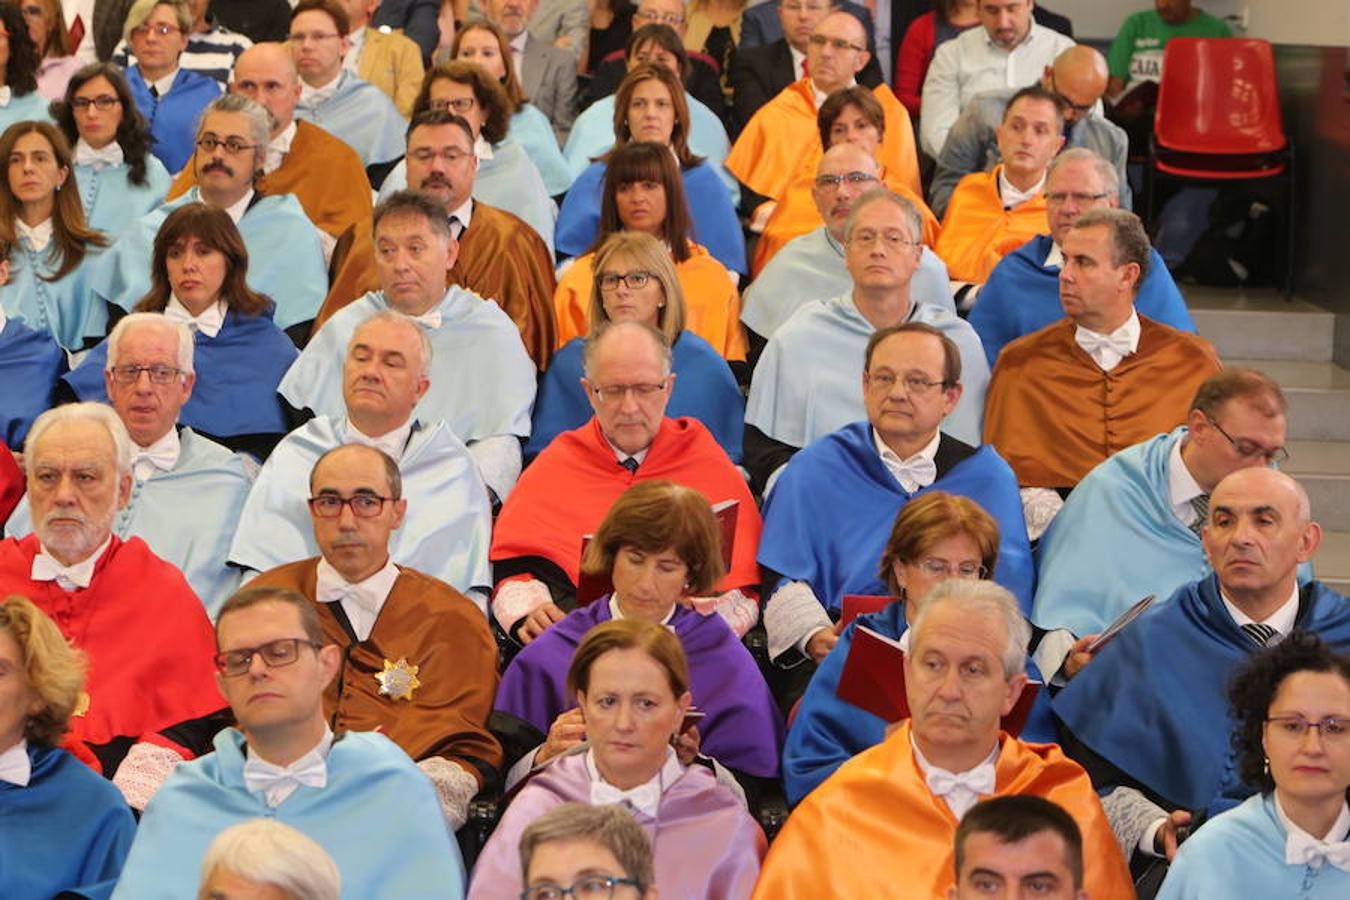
349, 309, 435, 379
1072, 207, 1152, 287
908, 579, 1030, 679
519, 803, 655, 892
1047, 147, 1119, 199
105, 313, 195, 374
844, 188, 923, 244
196, 93, 276, 161
24, 403, 134, 479
124, 0, 192, 41
198, 819, 340, 900
582, 320, 673, 380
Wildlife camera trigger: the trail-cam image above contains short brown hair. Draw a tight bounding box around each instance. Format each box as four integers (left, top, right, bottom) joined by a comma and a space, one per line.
609, 63, 702, 169
1191, 368, 1287, 419
310, 443, 403, 500
877, 492, 1000, 596
864, 322, 962, 386
519, 803, 655, 890
1072, 207, 1152, 286
1004, 84, 1065, 131
0, 595, 87, 748
290, 0, 349, 35
954, 796, 1084, 890
588, 231, 686, 343
452, 20, 527, 111
215, 586, 326, 648
566, 618, 690, 699
595, 142, 693, 263
135, 203, 272, 317
414, 60, 511, 144
818, 87, 885, 150
582, 479, 725, 595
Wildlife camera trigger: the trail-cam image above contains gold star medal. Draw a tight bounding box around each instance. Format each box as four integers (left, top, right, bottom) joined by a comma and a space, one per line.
375, 657, 421, 701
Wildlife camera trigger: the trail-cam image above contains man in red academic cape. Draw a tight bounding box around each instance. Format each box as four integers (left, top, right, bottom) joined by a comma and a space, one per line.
0, 403, 226, 807
490, 321, 762, 644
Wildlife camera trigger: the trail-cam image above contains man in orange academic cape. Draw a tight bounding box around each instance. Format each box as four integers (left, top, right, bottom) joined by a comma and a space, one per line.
752, 580, 1134, 899
936, 84, 1063, 288
726, 11, 920, 217
983, 208, 1221, 491
317, 110, 558, 368
167, 43, 372, 250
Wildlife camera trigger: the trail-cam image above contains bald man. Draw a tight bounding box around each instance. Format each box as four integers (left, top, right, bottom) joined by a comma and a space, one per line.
167, 42, 373, 245
930, 46, 1126, 219
1054, 466, 1350, 865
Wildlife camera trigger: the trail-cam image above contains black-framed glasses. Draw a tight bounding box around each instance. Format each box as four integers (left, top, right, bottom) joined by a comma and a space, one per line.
521, 876, 643, 900
287, 30, 341, 44
1045, 191, 1110, 205
1048, 76, 1094, 116
109, 363, 185, 385
197, 135, 258, 155
214, 638, 322, 677
132, 23, 181, 38
597, 270, 654, 291
865, 372, 947, 395
1266, 714, 1349, 741
1205, 415, 1289, 464
808, 34, 865, 52
409, 147, 473, 165
915, 558, 988, 579
307, 494, 393, 518
814, 171, 878, 189
431, 96, 477, 114
590, 382, 667, 404
71, 95, 120, 111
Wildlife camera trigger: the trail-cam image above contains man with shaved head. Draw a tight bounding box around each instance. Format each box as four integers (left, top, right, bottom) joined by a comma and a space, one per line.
1055, 466, 1350, 866
167, 42, 373, 245
930, 45, 1126, 218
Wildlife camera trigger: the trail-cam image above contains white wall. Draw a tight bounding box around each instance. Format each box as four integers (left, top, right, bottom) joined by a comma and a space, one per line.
1045, 0, 1349, 47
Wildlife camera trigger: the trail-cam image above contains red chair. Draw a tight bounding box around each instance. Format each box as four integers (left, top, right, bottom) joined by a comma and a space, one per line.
1143, 38, 1294, 293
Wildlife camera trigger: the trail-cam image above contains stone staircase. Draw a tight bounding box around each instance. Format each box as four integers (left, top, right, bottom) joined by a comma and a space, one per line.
1188, 289, 1350, 592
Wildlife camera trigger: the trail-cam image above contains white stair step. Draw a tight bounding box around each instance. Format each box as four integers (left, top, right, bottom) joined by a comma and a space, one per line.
1224, 359, 1350, 442
1314, 531, 1350, 595
1189, 290, 1335, 362
1285, 441, 1350, 532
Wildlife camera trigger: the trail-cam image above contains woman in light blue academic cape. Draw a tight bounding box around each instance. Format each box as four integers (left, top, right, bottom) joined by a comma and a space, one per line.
451, 18, 574, 196
0, 4, 54, 131
557, 62, 745, 275
1159, 632, 1350, 899
52, 62, 171, 238
0, 120, 110, 350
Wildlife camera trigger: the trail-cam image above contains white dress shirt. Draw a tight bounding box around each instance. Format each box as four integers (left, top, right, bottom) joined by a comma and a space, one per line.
264, 120, 298, 175
873, 429, 940, 493
447, 196, 473, 241
1221, 582, 1300, 640
1275, 793, 1350, 870
997, 168, 1046, 210
0, 739, 30, 787
1043, 241, 1065, 270
1074, 309, 1141, 372
790, 46, 807, 81
604, 437, 649, 468
131, 427, 182, 482
473, 134, 496, 161
813, 77, 857, 110
16, 218, 54, 253
1167, 438, 1207, 527
608, 594, 677, 627
222, 188, 255, 225
344, 416, 415, 462
74, 137, 125, 169
242, 727, 334, 808
585, 746, 682, 818
300, 69, 343, 105
344, 26, 366, 72
315, 556, 401, 642
147, 68, 179, 97
164, 294, 227, 337
509, 32, 528, 84
913, 736, 999, 819
31, 535, 112, 591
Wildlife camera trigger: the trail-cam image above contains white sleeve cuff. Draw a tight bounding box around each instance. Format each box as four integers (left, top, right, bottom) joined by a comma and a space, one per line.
763, 580, 830, 662
112, 741, 186, 810
1140, 816, 1168, 857
492, 578, 553, 633
417, 756, 479, 831
503, 746, 542, 793
468, 434, 523, 502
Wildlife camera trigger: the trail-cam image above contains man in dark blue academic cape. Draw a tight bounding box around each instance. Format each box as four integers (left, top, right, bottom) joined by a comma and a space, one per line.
1053, 467, 1350, 866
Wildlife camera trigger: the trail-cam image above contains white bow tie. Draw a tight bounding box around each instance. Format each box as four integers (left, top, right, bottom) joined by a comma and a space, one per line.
894, 456, 937, 491
243, 753, 328, 808
30, 553, 92, 589
0, 742, 31, 787
0, 86, 11, 108
1287, 832, 1350, 872
1074, 327, 1134, 369
316, 579, 384, 616
75, 141, 124, 170
590, 779, 662, 818
408, 309, 442, 329
132, 445, 178, 481
925, 763, 996, 814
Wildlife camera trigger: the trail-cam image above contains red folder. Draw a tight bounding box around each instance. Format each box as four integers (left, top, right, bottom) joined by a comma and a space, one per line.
840, 594, 895, 628
836, 626, 1042, 733
574, 500, 739, 606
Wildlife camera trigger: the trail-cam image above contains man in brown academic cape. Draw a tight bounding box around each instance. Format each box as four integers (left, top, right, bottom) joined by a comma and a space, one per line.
167, 42, 373, 249
317, 109, 558, 367
250, 442, 502, 830
983, 207, 1221, 490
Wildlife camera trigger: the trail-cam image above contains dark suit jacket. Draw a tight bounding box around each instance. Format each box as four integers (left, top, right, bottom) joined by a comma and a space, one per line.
730, 40, 795, 136
372, 0, 443, 61
208, 0, 290, 44
741, 0, 877, 50
584, 53, 727, 123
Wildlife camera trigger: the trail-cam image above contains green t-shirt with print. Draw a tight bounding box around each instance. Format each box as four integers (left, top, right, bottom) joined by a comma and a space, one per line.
1107, 9, 1232, 90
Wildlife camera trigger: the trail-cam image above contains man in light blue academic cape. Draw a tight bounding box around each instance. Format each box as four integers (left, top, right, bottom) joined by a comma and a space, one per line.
281, 190, 536, 504
91, 94, 328, 333
111, 584, 465, 899
744, 187, 989, 495
231, 309, 494, 609
6, 315, 252, 618
1034, 368, 1302, 638
969, 147, 1194, 368
741, 144, 952, 343
288, 0, 406, 165
759, 321, 1032, 669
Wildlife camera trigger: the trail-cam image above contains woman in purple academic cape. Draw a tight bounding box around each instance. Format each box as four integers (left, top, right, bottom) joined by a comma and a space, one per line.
470, 617, 766, 900
493, 481, 784, 781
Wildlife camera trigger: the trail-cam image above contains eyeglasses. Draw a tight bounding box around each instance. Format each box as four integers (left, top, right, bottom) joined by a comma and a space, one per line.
850, 228, 919, 249
1048, 76, 1094, 116
71, 95, 121, 111
808, 34, 866, 52
521, 876, 644, 900
866, 372, 947, 395
814, 171, 878, 189
590, 382, 667, 404
1205, 415, 1289, 464
287, 31, 341, 44
196, 135, 258, 155
431, 96, 477, 114
409, 147, 473, 164
214, 638, 322, 677
307, 493, 393, 518
597, 270, 654, 291
634, 10, 685, 26
1266, 714, 1349, 741
1045, 191, 1110, 205
109, 363, 186, 384
915, 558, 988, 579
132, 23, 181, 38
